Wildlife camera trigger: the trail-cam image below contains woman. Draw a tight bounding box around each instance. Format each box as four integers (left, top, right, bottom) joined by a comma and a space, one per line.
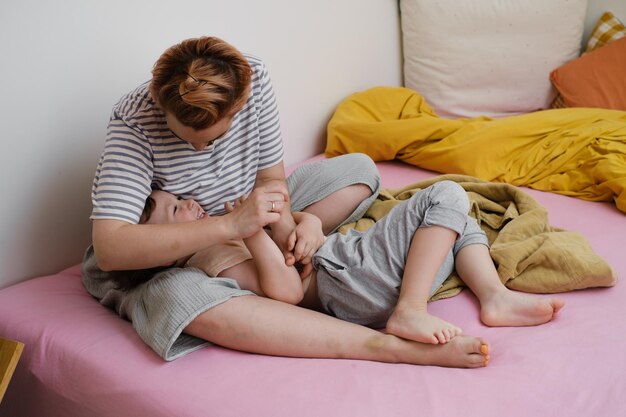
82, 36, 488, 367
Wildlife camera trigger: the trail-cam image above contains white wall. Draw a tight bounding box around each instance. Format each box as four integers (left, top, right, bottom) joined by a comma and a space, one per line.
0, 0, 402, 288
2, 0, 624, 289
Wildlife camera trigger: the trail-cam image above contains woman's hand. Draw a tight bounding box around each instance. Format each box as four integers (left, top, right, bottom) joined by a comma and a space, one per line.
287, 212, 325, 278
224, 181, 289, 239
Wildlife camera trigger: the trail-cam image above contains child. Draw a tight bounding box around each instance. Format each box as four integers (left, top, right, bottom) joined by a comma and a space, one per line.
141, 181, 564, 347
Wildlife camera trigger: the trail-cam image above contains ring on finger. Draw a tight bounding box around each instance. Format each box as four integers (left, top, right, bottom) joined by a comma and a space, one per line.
271, 201, 276, 212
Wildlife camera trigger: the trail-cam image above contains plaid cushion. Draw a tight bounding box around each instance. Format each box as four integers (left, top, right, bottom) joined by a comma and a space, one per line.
552, 11, 626, 109
550, 94, 567, 109
585, 11, 626, 53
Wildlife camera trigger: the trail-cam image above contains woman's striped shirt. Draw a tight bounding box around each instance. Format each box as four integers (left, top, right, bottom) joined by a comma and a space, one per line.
90, 55, 284, 224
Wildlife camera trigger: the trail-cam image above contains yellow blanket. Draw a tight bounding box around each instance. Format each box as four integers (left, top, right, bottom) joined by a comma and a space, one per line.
339, 175, 616, 301
326, 87, 626, 213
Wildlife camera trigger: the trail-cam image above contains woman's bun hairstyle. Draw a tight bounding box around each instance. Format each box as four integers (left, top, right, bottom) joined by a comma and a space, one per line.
150, 36, 252, 129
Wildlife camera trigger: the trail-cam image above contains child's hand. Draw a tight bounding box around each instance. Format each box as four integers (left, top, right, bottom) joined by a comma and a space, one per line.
224, 195, 248, 213
287, 213, 324, 276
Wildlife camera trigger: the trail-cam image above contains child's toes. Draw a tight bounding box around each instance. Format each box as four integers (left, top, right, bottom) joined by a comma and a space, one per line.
442, 329, 451, 343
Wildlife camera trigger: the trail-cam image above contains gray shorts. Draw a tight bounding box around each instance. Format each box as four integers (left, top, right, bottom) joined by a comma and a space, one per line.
81, 153, 381, 360
313, 180, 489, 329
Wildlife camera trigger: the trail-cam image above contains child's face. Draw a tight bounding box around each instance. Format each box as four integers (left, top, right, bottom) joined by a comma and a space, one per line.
146, 190, 206, 224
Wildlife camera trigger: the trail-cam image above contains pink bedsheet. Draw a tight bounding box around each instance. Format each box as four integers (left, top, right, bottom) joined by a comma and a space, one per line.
1, 159, 624, 417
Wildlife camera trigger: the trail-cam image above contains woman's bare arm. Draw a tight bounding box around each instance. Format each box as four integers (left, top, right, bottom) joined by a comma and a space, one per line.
92, 181, 289, 271
93, 218, 232, 271
255, 162, 297, 260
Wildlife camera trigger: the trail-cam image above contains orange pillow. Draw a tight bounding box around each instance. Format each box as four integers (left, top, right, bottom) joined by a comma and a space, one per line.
550, 36, 626, 110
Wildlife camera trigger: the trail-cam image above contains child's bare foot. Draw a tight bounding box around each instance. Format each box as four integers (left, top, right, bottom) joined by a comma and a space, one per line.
400, 335, 490, 368
480, 288, 565, 327
386, 308, 462, 344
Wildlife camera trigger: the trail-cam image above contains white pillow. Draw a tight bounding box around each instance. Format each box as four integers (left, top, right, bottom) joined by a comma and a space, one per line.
400, 0, 587, 118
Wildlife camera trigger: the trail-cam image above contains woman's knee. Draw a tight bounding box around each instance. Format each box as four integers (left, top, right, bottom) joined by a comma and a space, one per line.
339, 183, 374, 201
336, 153, 381, 191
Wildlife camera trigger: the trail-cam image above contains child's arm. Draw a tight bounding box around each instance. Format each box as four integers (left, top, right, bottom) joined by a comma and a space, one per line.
289, 212, 325, 278
246, 211, 323, 303
226, 197, 304, 305
243, 229, 304, 304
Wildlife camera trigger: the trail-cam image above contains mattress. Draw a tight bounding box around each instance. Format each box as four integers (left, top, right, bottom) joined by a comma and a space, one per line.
0, 158, 624, 417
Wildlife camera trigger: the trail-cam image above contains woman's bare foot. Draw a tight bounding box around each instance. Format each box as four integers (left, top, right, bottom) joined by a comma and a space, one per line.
480, 288, 565, 327
386, 308, 463, 344
397, 335, 490, 368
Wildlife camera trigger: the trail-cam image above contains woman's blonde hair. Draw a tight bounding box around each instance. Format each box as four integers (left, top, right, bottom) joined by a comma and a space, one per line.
150, 36, 252, 129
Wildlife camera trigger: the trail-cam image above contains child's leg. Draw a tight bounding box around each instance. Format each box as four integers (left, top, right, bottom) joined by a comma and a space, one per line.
386, 225, 463, 344
454, 243, 565, 326
364, 180, 470, 344
314, 180, 470, 342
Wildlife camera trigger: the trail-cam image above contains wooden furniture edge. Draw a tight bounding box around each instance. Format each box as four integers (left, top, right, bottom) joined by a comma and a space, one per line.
0, 338, 25, 404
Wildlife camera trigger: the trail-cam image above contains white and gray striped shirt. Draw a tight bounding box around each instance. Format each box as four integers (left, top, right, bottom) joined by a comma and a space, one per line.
91, 55, 284, 224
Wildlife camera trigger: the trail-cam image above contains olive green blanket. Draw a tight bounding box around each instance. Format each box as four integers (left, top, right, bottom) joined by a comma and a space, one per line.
339, 175, 617, 301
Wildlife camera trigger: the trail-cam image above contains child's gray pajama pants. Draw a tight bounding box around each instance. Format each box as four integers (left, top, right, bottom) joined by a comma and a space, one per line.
313, 180, 489, 329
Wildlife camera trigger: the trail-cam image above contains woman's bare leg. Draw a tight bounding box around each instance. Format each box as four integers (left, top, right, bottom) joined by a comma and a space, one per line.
455, 244, 565, 326
303, 184, 372, 234
184, 295, 490, 368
